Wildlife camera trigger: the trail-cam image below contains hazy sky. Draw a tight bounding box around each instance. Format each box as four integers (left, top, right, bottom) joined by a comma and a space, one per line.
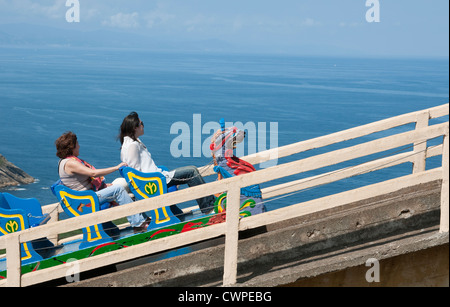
0, 0, 448, 57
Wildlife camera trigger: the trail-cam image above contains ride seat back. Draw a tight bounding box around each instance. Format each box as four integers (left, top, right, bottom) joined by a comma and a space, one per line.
0, 194, 9, 210
0, 207, 43, 265
53, 185, 113, 249
119, 166, 180, 229
2, 193, 50, 227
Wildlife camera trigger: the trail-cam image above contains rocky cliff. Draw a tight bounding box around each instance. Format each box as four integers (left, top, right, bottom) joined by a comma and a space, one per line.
0, 154, 35, 188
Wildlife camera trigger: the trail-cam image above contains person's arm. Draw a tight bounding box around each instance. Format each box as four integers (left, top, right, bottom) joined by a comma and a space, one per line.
64, 159, 126, 177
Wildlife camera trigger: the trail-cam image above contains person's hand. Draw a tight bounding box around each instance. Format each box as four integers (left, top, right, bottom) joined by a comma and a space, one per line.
116, 162, 128, 170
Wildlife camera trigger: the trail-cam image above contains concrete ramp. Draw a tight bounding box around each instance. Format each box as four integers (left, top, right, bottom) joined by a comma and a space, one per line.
65, 180, 448, 287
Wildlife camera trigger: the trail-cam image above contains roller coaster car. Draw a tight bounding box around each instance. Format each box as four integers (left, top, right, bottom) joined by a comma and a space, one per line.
0, 119, 267, 281
0, 193, 53, 265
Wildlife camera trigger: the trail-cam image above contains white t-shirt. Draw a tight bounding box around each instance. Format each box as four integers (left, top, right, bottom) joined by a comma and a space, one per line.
120, 136, 174, 183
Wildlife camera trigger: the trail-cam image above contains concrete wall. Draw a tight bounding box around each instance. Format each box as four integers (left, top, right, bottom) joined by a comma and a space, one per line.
288, 244, 448, 287
64, 180, 448, 287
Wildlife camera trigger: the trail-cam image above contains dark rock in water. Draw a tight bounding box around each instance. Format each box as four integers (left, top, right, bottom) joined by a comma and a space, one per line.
0, 154, 35, 188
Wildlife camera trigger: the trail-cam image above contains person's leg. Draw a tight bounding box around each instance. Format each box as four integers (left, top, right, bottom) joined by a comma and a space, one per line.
168, 166, 216, 214
96, 185, 146, 227
111, 177, 134, 198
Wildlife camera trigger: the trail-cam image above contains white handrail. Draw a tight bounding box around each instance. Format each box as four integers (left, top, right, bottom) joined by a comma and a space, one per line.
1, 103, 448, 287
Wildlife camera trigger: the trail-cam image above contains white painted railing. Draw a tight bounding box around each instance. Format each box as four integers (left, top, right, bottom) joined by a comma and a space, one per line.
1, 103, 448, 287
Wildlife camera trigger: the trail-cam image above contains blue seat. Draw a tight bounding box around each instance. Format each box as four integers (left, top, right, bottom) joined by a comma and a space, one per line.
0, 193, 55, 260
53, 185, 114, 249
119, 166, 181, 230
51, 180, 111, 210
0, 207, 43, 265
1, 193, 50, 228
49, 179, 62, 196
0, 193, 8, 209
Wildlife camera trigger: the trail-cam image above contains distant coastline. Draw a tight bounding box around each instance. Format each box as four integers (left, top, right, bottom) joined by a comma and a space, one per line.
0, 154, 34, 189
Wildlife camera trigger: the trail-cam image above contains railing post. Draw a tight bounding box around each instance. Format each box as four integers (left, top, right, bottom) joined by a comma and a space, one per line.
223, 186, 241, 286
440, 125, 449, 233
45, 204, 60, 246
5, 233, 22, 287
413, 111, 429, 174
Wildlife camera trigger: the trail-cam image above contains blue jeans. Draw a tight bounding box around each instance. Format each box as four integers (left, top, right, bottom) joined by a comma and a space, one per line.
96, 185, 146, 227
167, 166, 216, 214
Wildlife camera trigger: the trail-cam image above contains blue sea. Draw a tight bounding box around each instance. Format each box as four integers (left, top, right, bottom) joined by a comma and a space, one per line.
0, 46, 448, 211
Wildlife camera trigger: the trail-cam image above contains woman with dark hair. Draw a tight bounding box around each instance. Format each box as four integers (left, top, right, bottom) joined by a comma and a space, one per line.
55, 131, 149, 232
119, 112, 216, 214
